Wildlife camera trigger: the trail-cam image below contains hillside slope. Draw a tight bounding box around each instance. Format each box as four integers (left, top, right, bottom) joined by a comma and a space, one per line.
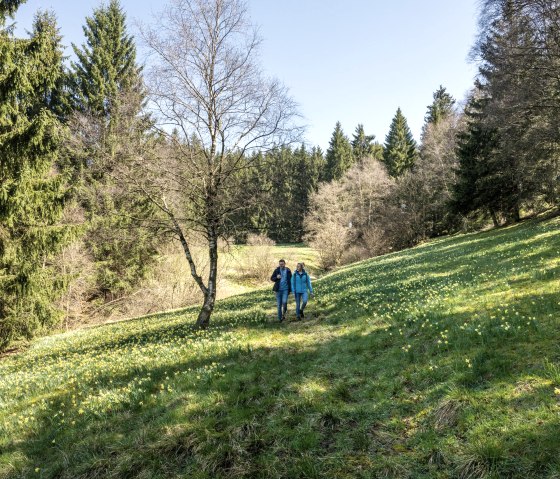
1, 216, 559, 478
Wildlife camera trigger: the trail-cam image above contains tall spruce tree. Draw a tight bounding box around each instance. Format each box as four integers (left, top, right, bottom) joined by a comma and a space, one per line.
453, 83, 524, 226
451, 3, 532, 226
0, 0, 24, 17
266, 146, 295, 241
71, 0, 141, 123
351, 124, 382, 162
383, 108, 418, 177
425, 86, 455, 126
472, 1, 539, 221
0, 9, 71, 348
290, 145, 323, 241
310, 146, 325, 182
323, 122, 353, 182
68, 0, 157, 298
452, 91, 499, 226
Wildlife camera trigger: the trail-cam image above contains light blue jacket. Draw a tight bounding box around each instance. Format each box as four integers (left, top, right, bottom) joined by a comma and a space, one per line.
291, 270, 313, 294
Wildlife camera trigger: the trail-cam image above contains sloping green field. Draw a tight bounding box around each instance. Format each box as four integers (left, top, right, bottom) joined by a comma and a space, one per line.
1, 216, 559, 478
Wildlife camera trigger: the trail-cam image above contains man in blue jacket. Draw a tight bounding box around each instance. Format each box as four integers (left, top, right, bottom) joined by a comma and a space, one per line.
271, 259, 291, 322
291, 262, 313, 321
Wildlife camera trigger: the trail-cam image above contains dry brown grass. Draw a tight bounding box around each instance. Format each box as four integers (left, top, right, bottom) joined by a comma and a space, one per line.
236, 234, 277, 283
58, 239, 319, 330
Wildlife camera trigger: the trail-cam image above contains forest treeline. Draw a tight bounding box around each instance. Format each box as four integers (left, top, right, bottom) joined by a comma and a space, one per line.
1, 0, 559, 349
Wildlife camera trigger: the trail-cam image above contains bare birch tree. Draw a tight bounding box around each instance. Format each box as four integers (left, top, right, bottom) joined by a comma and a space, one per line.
135, 0, 301, 327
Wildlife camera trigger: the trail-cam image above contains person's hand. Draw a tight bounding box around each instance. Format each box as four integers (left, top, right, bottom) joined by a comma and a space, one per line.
277, 274, 281, 279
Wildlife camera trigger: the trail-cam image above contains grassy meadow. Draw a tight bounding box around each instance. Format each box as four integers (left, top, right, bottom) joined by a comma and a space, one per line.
1, 216, 559, 478
87, 243, 320, 326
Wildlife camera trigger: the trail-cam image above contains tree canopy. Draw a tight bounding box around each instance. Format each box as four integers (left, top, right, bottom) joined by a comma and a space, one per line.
383, 108, 418, 177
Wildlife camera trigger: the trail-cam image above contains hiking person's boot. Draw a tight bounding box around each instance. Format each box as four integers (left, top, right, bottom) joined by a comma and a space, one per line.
301, 310, 305, 320
296, 315, 301, 321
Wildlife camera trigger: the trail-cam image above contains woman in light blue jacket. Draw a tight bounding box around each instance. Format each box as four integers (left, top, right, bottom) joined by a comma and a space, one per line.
291, 262, 313, 321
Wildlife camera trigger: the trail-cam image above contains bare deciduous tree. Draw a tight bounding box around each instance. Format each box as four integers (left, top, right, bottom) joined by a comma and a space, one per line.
305, 180, 349, 270
394, 111, 465, 241
305, 158, 396, 269
136, 0, 302, 327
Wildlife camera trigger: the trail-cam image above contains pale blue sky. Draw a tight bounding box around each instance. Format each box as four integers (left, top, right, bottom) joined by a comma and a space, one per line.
14, 0, 479, 149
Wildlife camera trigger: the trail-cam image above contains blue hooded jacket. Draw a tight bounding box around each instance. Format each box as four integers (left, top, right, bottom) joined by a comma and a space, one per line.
291, 269, 313, 294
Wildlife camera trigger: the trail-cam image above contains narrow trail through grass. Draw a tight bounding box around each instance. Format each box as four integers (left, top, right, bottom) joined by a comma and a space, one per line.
1, 216, 559, 478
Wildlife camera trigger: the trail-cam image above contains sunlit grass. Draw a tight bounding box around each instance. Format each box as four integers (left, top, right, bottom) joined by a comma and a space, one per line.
71, 243, 320, 329
0, 215, 559, 478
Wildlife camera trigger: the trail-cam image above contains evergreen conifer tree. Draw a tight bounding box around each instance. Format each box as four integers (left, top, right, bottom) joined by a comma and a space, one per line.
424, 86, 455, 128
453, 95, 486, 219
383, 108, 418, 177
0, 9, 71, 348
453, 86, 522, 226
310, 146, 325, 183
266, 146, 295, 241
237, 145, 323, 242
472, 3, 535, 222
68, 0, 157, 297
70, 0, 141, 122
323, 122, 353, 182
351, 124, 382, 162
454, 83, 523, 226
0, 0, 24, 17
289, 145, 323, 241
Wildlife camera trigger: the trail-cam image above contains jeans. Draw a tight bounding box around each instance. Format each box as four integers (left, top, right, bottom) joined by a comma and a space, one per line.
294, 292, 308, 317
276, 289, 289, 320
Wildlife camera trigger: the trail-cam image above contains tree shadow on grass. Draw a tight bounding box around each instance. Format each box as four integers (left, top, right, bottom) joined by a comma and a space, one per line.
5, 291, 559, 479
30, 213, 551, 365
4, 217, 559, 478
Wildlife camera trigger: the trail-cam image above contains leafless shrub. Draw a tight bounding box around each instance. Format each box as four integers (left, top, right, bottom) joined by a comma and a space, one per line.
246, 234, 275, 247
55, 241, 96, 330
312, 221, 350, 271
393, 112, 464, 242
309, 228, 348, 270
305, 180, 349, 270
340, 244, 370, 265
238, 234, 276, 282
362, 226, 392, 257
306, 158, 395, 269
